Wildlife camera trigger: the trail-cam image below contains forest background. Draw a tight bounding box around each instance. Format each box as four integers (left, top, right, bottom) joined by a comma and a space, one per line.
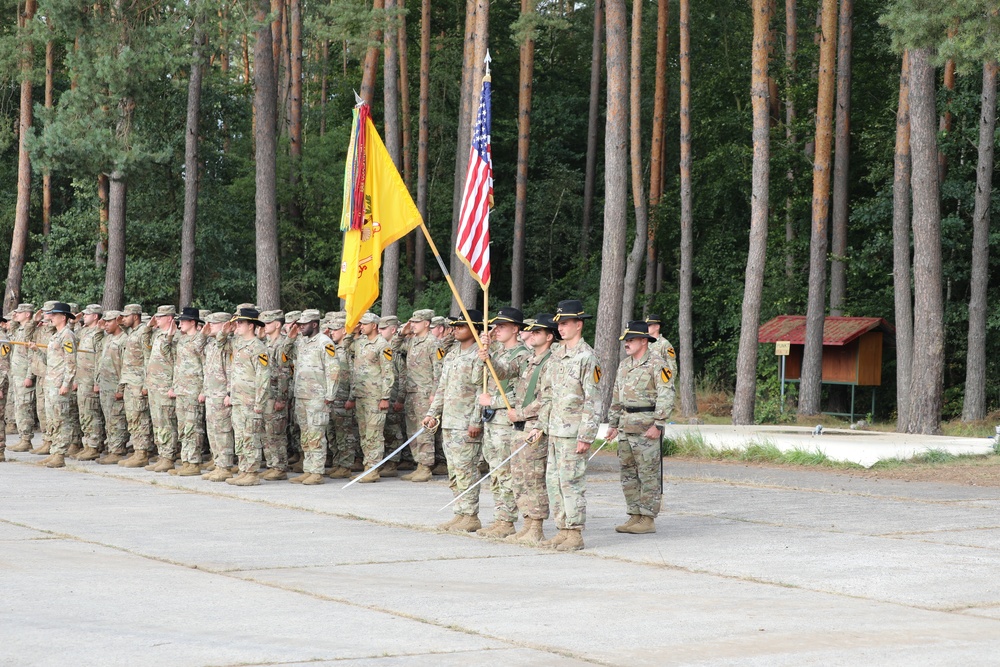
0, 0, 997, 431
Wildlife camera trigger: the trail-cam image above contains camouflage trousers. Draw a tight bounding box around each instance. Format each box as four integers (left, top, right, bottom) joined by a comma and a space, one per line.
403, 393, 435, 466
482, 420, 518, 523
294, 398, 329, 475
263, 401, 289, 471
12, 375, 35, 440
618, 431, 663, 518
287, 396, 301, 456
232, 402, 263, 474
77, 383, 104, 450
546, 435, 587, 530
355, 397, 386, 469
149, 391, 178, 459
442, 427, 482, 517
35, 376, 49, 444
0, 380, 7, 453
511, 431, 549, 520
44, 386, 73, 455
69, 384, 83, 449
384, 407, 405, 462
328, 402, 358, 469
98, 385, 128, 455
205, 395, 234, 468
175, 395, 205, 464
123, 385, 154, 452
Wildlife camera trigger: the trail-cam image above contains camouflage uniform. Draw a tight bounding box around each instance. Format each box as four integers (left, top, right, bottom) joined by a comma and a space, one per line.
45, 323, 78, 455
481, 340, 531, 524
10, 314, 36, 444
120, 313, 154, 453
228, 334, 270, 474
173, 329, 207, 464
262, 322, 293, 471
536, 340, 602, 531
146, 322, 179, 460
427, 343, 484, 517
350, 326, 395, 468
325, 318, 356, 471
607, 350, 675, 518
95, 321, 128, 455
649, 336, 678, 379
293, 324, 341, 475
31, 319, 55, 446
0, 338, 9, 457
509, 347, 555, 520
203, 322, 235, 468
396, 328, 441, 466
75, 320, 105, 451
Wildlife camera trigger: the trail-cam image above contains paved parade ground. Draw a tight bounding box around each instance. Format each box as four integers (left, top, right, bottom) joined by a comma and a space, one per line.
4, 436, 1000, 666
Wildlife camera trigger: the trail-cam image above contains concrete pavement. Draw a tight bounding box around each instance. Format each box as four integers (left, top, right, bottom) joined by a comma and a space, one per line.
3, 440, 1000, 666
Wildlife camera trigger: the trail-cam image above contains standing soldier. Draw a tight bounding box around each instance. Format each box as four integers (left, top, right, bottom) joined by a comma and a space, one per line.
345, 312, 394, 481
36, 302, 77, 469
94, 310, 129, 464
7, 304, 37, 453
378, 315, 405, 477
423, 309, 486, 532
29, 302, 57, 455
145, 306, 179, 473
644, 314, 678, 379
505, 314, 559, 544
72, 304, 105, 461
395, 309, 440, 483
201, 313, 236, 482
323, 312, 356, 479
476, 307, 531, 537
429, 315, 453, 475
260, 310, 293, 480
283, 310, 303, 471
224, 308, 271, 486
537, 299, 602, 552
607, 321, 675, 534
117, 305, 155, 468
0, 314, 9, 461
169, 308, 207, 476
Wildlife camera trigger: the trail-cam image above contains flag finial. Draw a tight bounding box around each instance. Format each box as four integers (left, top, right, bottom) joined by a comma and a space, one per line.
353, 90, 365, 107
484, 49, 491, 75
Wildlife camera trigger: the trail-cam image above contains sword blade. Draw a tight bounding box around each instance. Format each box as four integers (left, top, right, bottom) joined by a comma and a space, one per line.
438, 431, 538, 512
342, 427, 427, 489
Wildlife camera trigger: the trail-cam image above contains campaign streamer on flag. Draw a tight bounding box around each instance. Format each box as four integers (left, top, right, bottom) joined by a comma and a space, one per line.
455, 70, 493, 288
338, 102, 423, 329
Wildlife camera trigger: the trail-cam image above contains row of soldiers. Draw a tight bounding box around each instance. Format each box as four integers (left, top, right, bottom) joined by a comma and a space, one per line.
0, 299, 676, 552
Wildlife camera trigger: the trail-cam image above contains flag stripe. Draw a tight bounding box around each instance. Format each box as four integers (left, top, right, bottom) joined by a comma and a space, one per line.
456, 75, 493, 288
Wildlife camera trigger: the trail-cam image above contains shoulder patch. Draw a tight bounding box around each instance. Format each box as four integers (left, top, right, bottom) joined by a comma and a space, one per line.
0, 343, 9, 356
281, 352, 289, 363
593, 366, 602, 383
661, 367, 673, 383
437, 348, 446, 360
325, 344, 336, 357
63, 341, 74, 354
258, 353, 269, 366
383, 348, 393, 361
667, 346, 676, 358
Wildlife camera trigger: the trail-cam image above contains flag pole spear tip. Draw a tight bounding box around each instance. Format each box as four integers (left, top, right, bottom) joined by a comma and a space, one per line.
353, 90, 364, 106
484, 49, 491, 74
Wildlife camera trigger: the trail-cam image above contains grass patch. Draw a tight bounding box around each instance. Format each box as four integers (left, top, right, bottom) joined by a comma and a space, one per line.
661, 433, 855, 468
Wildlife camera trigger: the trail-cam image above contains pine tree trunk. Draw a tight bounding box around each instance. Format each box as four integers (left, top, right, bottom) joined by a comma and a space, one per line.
961, 61, 997, 423
287, 0, 303, 225
320, 40, 329, 136
892, 52, 913, 432
96, 174, 109, 266
382, 0, 402, 316
398, 5, 413, 191
6, 0, 36, 314
254, 0, 281, 309
414, 0, 431, 297
907, 47, 943, 435
360, 0, 384, 105
43, 36, 53, 245
677, 0, 695, 417
580, 0, 603, 263
828, 0, 852, 316
797, 0, 837, 417
180, 27, 205, 308
511, 0, 536, 310
595, 0, 629, 416
784, 0, 796, 282
621, 0, 648, 325
644, 0, 669, 310
103, 173, 127, 310
938, 53, 956, 183
732, 0, 772, 425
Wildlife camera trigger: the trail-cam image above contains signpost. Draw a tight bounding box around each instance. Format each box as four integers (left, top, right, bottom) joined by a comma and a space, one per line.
775, 341, 790, 413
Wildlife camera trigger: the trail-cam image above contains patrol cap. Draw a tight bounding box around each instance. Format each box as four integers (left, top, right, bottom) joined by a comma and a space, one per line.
284, 310, 302, 324
408, 309, 435, 323
82, 304, 104, 316
141, 314, 151, 324
42, 300, 58, 312
236, 302, 258, 312
260, 309, 284, 324
14, 303, 35, 314
102, 310, 122, 321
620, 320, 656, 342
122, 304, 143, 316
68, 303, 80, 316
297, 309, 322, 324
430, 316, 449, 328
328, 314, 347, 330
359, 312, 380, 325
199, 309, 212, 322
378, 315, 399, 329
206, 312, 231, 324
154, 305, 177, 317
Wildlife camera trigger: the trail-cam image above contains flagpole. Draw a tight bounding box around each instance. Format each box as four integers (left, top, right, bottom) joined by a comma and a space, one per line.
482, 285, 489, 395
418, 221, 512, 412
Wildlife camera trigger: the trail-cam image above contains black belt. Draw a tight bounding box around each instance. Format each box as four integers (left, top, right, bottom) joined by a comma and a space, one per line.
624, 406, 655, 413
512, 421, 526, 431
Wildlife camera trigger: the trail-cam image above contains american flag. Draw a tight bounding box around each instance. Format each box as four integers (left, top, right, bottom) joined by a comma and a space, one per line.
456, 74, 493, 288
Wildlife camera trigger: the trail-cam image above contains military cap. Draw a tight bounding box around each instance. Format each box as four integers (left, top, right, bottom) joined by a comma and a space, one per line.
42, 300, 58, 312
67, 302, 79, 313
14, 303, 35, 314
328, 313, 347, 330
141, 314, 151, 324
378, 315, 400, 328
154, 305, 177, 317
644, 314, 662, 325
553, 299, 592, 321
260, 309, 284, 324
102, 310, 122, 321
199, 309, 212, 321
359, 312, 380, 325
489, 307, 525, 328
449, 308, 485, 329
284, 310, 302, 324
236, 302, 258, 312
521, 318, 536, 329
430, 316, 449, 328
177, 306, 203, 323
297, 309, 322, 324
122, 304, 143, 316
82, 304, 103, 316
525, 313, 561, 339
232, 307, 263, 327
47, 302, 73, 316
620, 320, 656, 342
206, 312, 231, 324
408, 309, 435, 323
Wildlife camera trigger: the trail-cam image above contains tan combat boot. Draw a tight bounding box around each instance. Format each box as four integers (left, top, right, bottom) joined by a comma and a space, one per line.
120, 450, 150, 468
260, 468, 288, 481
437, 515, 463, 531
66, 443, 83, 459
9, 438, 33, 452
477, 520, 516, 538
621, 515, 656, 534
541, 529, 568, 548
149, 457, 175, 473
0, 450, 6, 462
29, 442, 50, 456
289, 461, 305, 473
208, 467, 233, 482
380, 461, 398, 478
432, 462, 449, 476
176, 462, 202, 477
615, 515, 640, 533
78, 447, 101, 461
288, 472, 310, 484
44, 453, 66, 469
228, 472, 260, 486
455, 514, 482, 532
515, 518, 546, 545
401, 463, 433, 483
506, 518, 533, 542
98, 452, 123, 465
326, 466, 352, 479
556, 528, 584, 552
357, 468, 380, 484
301, 473, 325, 485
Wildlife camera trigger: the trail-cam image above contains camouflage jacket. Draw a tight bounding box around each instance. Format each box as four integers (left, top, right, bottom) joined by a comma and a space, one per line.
510, 348, 555, 431
395, 333, 442, 396
0, 338, 10, 390
607, 350, 675, 433
30, 322, 54, 381
96, 330, 127, 393
202, 333, 231, 399
350, 334, 394, 401
427, 342, 484, 431
145, 327, 176, 394
536, 339, 603, 443
46, 325, 78, 392
120, 324, 153, 388
482, 341, 531, 425
9, 320, 33, 380
293, 333, 341, 402
264, 333, 294, 403
75, 326, 105, 386
330, 338, 352, 403
649, 336, 678, 379
228, 335, 270, 411
172, 330, 207, 397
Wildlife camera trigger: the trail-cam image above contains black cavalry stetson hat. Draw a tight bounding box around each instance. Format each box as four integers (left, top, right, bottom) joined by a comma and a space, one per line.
620, 320, 656, 342
449, 308, 485, 329
553, 299, 592, 321
232, 307, 264, 327
177, 306, 204, 324
645, 313, 662, 325
525, 313, 561, 340
47, 302, 73, 316
489, 307, 526, 328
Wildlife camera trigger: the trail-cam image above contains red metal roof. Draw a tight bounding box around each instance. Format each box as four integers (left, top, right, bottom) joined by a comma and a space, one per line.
758, 315, 895, 346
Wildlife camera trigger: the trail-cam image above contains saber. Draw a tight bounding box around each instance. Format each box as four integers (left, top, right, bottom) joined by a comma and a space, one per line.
587, 437, 617, 461
438, 430, 540, 512
588, 423, 613, 461
342, 427, 427, 489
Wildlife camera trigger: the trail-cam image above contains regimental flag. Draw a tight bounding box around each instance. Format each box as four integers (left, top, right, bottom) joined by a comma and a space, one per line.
456, 71, 493, 289
338, 102, 422, 330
